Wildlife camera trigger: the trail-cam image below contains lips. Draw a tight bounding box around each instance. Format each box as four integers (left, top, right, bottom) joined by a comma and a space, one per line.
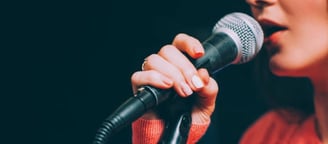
259, 19, 287, 55
260, 20, 287, 38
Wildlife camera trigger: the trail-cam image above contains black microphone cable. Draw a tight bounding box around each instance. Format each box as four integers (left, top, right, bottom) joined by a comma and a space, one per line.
92, 86, 174, 144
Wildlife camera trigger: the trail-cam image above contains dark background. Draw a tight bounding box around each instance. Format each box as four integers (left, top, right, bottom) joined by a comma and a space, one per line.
3, 0, 268, 144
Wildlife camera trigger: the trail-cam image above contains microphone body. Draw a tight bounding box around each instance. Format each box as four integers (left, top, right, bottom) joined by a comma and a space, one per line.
194, 32, 238, 74
92, 12, 264, 144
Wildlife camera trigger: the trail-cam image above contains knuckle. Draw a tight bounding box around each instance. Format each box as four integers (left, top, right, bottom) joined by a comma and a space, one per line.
131, 71, 142, 83
144, 54, 159, 69
174, 33, 188, 41
158, 44, 175, 56
174, 33, 198, 44
146, 54, 158, 61
147, 71, 162, 82
183, 69, 196, 77
208, 79, 219, 95
172, 73, 185, 83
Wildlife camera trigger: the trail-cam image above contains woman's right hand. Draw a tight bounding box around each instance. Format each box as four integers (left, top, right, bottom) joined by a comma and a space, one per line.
131, 33, 219, 124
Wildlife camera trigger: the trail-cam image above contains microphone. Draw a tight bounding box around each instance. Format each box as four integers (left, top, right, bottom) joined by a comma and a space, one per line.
92, 12, 264, 144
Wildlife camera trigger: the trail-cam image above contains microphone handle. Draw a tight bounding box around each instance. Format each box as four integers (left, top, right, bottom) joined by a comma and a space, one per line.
158, 111, 191, 144
192, 32, 238, 75
92, 86, 174, 144
157, 92, 193, 144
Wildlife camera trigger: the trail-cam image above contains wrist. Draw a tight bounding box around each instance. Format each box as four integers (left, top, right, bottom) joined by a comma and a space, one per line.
141, 110, 162, 120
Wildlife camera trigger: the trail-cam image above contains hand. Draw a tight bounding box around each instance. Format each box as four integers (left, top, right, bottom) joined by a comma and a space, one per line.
131, 33, 219, 124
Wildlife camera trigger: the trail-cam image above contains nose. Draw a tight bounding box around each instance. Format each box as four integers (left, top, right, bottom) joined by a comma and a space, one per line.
246, 0, 276, 8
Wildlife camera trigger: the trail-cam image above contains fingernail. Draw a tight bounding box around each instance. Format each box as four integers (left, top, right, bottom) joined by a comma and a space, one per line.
193, 45, 204, 57
192, 75, 204, 88
180, 82, 193, 96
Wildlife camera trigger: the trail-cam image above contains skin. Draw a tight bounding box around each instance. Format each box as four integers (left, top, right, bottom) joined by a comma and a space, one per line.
246, 0, 328, 142
131, 0, 328, 142
131, 33, 218, 123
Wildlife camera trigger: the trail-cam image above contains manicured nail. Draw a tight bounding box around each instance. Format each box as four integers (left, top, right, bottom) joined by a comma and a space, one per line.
192, 75, 204, 88
180, 82, 193, 96
193, 46, 203, 57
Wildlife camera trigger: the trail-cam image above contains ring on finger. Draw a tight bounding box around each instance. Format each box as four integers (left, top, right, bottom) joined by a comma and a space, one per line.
141, 59, 147, 71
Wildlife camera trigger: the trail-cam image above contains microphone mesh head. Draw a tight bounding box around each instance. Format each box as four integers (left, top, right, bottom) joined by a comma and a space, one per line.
213, 12, 264, 64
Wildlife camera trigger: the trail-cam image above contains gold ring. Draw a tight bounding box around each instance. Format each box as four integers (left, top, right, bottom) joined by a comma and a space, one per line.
141, 59, 147, 71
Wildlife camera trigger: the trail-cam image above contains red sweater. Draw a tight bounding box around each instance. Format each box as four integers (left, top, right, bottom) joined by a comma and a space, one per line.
132, 118, 210, 144
132, 110, 322, 144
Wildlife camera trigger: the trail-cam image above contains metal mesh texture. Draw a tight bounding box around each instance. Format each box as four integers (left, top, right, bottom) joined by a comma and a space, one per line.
213, 12, 264, 64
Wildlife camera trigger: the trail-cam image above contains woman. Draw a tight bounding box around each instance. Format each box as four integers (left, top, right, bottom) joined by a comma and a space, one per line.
130, 0, 328, 143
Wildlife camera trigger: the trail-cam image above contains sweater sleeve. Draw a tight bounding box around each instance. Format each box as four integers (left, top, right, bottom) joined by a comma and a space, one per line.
132, 118, 165, 144
132, 118, 210, 144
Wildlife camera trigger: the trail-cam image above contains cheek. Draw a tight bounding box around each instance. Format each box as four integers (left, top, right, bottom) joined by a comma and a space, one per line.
283, 0, 327, 17
287, 19, 328, 57
295, 23, 328, 56
269, 28, 328, 77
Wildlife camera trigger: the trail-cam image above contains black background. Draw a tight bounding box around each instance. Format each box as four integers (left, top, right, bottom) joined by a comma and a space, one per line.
3, 0, 268, 144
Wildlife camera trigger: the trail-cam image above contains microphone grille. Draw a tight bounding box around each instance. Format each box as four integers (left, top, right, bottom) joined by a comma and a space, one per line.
213, 12, 264, 64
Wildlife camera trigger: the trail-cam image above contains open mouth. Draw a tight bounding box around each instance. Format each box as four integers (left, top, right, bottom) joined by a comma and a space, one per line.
260, 20, 287, 37
259, 20, 287, 55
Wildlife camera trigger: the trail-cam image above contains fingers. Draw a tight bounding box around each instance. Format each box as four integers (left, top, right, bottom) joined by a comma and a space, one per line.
131, 33, 219, 121
194, 68, 218, 116
130, 33, 219, 122
141, 53, 195, 96
131, 70, 173, 94
172, 33, 205, 59
197, 77, 219, 114
187, 68, 218, 124
132, 33, 213, 99
158, 45, 205, 92
190, 77, 219, 124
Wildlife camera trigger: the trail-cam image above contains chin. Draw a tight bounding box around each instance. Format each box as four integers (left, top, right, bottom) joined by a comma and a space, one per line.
270, 68, 306, 78
268, 59, 308, 78
270, 69, 295, 77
